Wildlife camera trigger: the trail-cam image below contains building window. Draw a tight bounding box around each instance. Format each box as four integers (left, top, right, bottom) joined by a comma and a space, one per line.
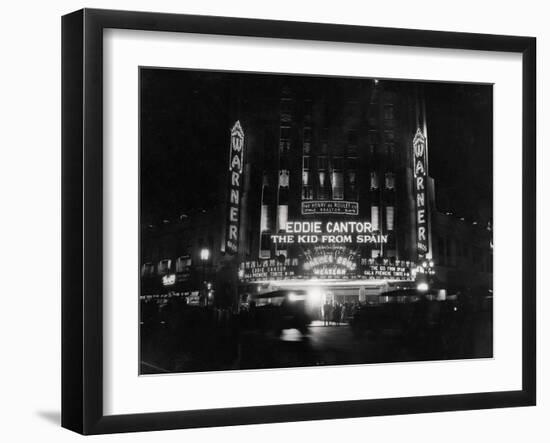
346, 170, 357, 201
347, 130, 358, 155
367, 130, 378, 154
318, 171, 330, 199
278, 169, 290, 188
176, 256, 192, 273
277, 205, 288, 232
260, 204, 271, 232
367, 116, 378, 128
386, 206, 395, 231
317, 156, 328, 170
260, 232, 271, 258
332, 171, 344, 200
157, 259, 172, 275
280, 125, 291, 140
385, 172, 395, 190
346, 157, 358, 170
303, 127, 312, 154
280, 126, 291, 152
280, 98, 292, 122
367, 130, 379, 145
302, 155, 312, 200
371, 206, 380, 231
383, 104, 394, 120
384, 130, 395, 141
370, 171, 379, 190
321, 128, 329, 153
332, 157, 344, 170
304, 99, 313, 121
302, 170, 312, 200
383, 91, 396, 103
141, 262, 155, 277
279, 140, 291, 152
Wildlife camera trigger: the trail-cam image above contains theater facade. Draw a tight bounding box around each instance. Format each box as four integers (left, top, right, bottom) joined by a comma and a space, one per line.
225, 79, 439, 304
140, 74, 492, 307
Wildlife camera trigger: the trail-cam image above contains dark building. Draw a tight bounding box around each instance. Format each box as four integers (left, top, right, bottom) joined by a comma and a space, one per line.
140, 71, 492, 308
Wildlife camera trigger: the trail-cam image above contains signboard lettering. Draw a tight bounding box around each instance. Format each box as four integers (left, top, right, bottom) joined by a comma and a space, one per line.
302, 200, 359, 215
225, 121, 245, 254
413, 128, 429, 256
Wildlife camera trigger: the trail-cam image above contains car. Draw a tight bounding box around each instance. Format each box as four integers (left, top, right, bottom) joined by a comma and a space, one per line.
349, 288, 457, 338
247, 289, 312, 336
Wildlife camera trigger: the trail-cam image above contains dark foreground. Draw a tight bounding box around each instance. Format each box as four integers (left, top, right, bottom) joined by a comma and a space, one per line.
140, 300, 492, 374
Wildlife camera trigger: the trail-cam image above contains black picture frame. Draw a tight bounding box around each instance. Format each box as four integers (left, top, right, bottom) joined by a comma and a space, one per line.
61, 8, 536, 435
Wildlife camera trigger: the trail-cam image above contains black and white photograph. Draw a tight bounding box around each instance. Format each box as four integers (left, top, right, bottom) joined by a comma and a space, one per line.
139, 69, 494, 374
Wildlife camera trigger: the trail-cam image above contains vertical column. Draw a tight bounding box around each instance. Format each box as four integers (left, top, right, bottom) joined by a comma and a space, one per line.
276, 94, 292, 257
259, 172, 273, 258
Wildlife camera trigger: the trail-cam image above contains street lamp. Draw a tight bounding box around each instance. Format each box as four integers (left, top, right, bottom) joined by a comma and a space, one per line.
200, 248, 210, 307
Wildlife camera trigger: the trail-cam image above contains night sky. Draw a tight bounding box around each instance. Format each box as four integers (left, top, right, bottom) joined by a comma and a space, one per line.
140, 69, 492, 226
425, 83, 492, 223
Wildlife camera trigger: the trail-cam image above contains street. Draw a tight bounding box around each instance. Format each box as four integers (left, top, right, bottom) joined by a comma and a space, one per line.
140, 314, 492, 374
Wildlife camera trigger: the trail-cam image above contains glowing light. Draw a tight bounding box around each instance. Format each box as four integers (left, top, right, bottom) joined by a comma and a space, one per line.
307, 288, 323, 305
288, 292, 298, 302
417, 282, 429, 292
413, 128, 429, 256
422, 261, 427, 268
162, 274, 176, 286
225, 121, 245, 255
200, 248, 210, 261
429, 260, 434, 267
261, 278, 406, 287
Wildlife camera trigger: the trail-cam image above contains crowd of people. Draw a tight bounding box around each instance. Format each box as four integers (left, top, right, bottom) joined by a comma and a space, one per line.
321, 301, 358, 326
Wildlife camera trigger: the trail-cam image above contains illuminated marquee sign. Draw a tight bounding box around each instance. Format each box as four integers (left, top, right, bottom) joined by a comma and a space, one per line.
361, 264, 412, 280
303, 248, 358, 277
239, 258, 299, 281
413, 128, 429, 256
302, 200, 359, 215
238, 254, 415, 282
225, 121, 245, 255
269, 221, 388, 245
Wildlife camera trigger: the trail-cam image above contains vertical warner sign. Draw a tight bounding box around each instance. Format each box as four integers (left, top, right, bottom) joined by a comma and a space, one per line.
225, 121, 245, 255
413, 128, 429, 256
